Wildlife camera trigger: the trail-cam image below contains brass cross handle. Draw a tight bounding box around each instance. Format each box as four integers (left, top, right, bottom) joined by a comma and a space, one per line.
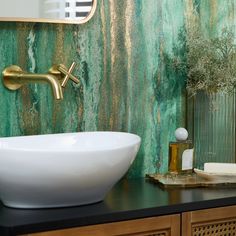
58, 62, 80, 88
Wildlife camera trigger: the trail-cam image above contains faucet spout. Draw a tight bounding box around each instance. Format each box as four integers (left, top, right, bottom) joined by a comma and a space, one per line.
2, 65, 63, 100
18, 73, 63, 100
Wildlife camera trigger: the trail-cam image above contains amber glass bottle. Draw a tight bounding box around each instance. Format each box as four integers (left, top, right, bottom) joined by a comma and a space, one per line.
168, 128, 194, 174
168, 141, 193, 173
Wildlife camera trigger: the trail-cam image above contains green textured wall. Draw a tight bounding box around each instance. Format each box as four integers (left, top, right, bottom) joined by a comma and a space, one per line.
0, 0, 232, 177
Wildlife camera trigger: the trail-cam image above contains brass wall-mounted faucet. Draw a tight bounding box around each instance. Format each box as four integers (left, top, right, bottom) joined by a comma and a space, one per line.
2, 62, 80, 100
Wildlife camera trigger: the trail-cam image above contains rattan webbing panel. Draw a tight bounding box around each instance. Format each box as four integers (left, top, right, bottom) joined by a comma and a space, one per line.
192, 220, 236, 236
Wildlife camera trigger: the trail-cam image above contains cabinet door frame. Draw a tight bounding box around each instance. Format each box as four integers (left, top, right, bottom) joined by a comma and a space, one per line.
22, 214, 180, 236
182, 205, 236, 236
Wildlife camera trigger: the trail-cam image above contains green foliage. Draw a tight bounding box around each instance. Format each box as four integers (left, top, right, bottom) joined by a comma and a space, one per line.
170, 28, 236, 95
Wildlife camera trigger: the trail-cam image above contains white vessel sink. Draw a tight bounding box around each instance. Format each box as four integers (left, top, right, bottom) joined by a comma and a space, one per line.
0, 132, 141, 209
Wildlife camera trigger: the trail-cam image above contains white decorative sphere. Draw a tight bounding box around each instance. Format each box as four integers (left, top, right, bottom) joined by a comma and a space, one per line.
175, 128, 188, 141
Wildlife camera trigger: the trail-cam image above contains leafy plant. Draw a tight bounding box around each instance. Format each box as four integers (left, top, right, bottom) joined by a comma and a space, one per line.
170, 28, 236, 95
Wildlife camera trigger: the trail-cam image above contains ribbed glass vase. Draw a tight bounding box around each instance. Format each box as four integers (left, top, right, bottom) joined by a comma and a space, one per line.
192, 91, 236, 169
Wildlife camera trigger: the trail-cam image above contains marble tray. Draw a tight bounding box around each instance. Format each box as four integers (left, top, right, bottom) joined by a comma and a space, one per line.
146, 173, 236, 188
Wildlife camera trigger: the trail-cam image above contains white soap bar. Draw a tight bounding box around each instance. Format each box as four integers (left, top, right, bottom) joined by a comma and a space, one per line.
204, 163, 236, 174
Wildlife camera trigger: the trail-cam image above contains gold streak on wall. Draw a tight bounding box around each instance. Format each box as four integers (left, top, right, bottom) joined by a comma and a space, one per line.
124, 1, 134, 131
209, 0, 217, 31
109, 0, 118, 129
17, 23, 30, 105
125, 1, 134, 75
101, 0, 107, 79
54, 25, 65, 63
98, 0, 109, 127
109, 0, 117, 68
52, 25, 65, 128
17, 23, 30, 69
184, 0, 198, 31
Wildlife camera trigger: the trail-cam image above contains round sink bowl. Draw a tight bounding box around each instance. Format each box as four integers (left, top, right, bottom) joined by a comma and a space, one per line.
0, 131, 141, 208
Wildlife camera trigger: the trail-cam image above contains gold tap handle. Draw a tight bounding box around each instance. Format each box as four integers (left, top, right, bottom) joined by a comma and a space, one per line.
58, 62, 80, 88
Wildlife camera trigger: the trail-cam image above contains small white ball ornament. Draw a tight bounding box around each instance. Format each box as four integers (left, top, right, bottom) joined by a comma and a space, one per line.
175, 128, 188, 141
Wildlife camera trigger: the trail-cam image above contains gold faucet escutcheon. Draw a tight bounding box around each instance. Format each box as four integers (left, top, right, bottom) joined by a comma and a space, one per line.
2, 62, 80, 100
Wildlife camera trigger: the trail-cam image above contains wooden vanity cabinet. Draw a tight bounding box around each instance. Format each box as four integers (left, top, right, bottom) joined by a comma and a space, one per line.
22, 205, 236, 236
182, 205, 236, 236
23, 214, 180, 236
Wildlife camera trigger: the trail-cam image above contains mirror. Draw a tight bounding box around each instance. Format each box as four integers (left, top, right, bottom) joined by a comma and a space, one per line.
0, 0, 97, 24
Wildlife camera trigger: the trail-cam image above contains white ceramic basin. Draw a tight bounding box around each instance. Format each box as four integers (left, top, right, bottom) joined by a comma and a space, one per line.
0, 132, 141, 209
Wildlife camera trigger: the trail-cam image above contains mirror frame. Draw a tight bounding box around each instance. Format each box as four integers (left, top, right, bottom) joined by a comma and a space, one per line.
0, 0, 97, 24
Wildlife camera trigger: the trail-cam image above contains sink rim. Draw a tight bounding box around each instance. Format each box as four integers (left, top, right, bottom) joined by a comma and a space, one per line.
0, 131, 141, 153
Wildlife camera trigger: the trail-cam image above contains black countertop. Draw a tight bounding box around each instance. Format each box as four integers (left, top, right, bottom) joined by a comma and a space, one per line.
1, 178, 236, 235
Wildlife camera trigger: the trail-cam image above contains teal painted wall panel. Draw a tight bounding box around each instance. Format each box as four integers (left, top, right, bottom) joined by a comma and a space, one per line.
0, 0, 232, 177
